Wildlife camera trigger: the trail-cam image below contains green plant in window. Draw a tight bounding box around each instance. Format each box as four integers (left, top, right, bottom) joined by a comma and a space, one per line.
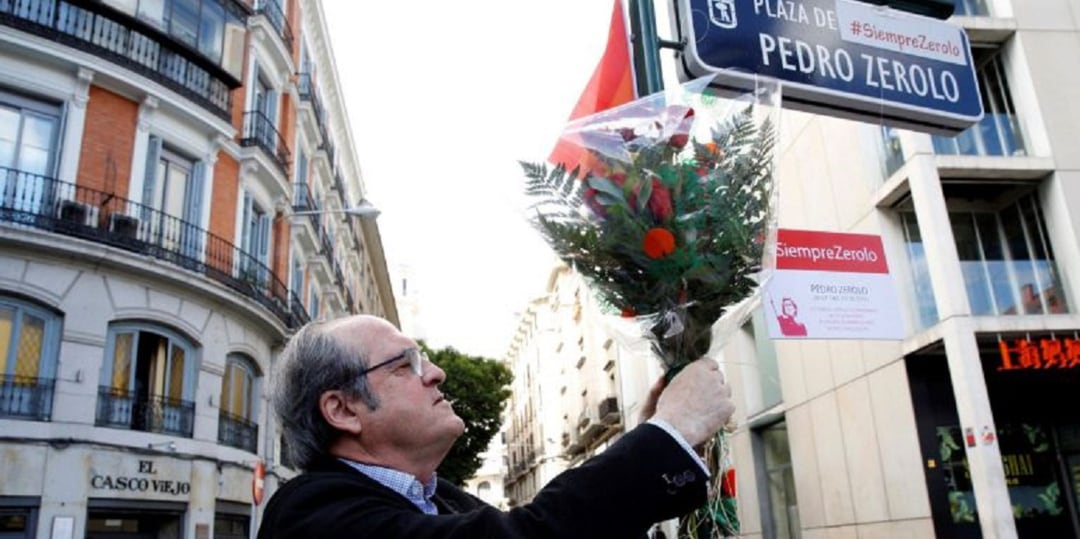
949, 491, 976, 523
938, 427, 962, 461
1038, 482, 1063, 516
1022, 424, 1050, 452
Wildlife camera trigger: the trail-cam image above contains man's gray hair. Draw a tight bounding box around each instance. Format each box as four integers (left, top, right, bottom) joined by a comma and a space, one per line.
272, 320, 379, 470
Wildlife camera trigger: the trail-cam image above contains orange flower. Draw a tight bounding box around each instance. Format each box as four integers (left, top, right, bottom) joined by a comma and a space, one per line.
643, 228, 676, 259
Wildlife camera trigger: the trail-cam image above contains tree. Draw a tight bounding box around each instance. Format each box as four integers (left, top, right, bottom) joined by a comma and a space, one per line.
422, 342, 513, 485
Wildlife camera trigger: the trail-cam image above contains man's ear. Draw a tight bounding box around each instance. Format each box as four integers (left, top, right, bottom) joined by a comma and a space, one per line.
319, 390, 363, 435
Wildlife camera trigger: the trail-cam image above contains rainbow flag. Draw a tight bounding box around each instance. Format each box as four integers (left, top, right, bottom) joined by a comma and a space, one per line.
548, 0, 638, 174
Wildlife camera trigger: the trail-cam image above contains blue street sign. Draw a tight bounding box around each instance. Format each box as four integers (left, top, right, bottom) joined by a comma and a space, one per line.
670, 0, 984, 133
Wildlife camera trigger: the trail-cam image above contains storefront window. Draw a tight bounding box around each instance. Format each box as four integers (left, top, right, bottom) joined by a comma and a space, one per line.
937, 424, 1066, 523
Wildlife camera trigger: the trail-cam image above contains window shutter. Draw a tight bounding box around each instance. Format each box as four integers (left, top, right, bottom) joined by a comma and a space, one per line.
141, 135, 163, 221
182, 160, 206, 260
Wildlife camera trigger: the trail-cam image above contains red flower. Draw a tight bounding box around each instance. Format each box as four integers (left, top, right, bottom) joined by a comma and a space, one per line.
648, 179, 673, 221
621, 307, 637, 318
583, 187, 606, 217
668, 107, 695, 149
720, 467, 737, 498
643, 228, 676, 259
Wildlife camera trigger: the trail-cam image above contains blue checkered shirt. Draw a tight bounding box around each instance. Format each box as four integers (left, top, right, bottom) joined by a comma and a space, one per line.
339, 459, 439, 515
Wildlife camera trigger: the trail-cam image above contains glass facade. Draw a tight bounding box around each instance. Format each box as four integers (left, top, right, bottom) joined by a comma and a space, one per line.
950, 193, 1067, 316
901, 212, 940, 330
901, 191, 1066, 330
933, 51, 1025, 157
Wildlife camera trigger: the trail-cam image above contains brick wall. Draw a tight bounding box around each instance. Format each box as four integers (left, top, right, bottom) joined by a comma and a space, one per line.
77, 86, 137, 198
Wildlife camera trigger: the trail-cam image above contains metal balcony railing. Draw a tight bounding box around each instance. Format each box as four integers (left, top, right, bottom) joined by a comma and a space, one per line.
218, 410, 258, 453
0, 375, 54, 421
242, 111, 291, 172
0, 0, 234, 119
297, 72, 327, 137
255, 0, 292, 53
95, 387, 195, 437
0, 167, 309, 329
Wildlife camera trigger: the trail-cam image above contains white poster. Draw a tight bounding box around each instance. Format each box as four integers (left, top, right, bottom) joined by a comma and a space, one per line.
766, 229, 904, 340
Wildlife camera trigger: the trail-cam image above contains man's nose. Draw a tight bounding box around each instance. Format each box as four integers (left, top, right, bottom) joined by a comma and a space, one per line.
423, 360, 446, 385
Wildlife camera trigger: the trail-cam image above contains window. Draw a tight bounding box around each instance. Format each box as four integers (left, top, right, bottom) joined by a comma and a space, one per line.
214, 511, 249, 539
96, 323, 198, 437
141, 137, 206, 259
933, 47, 1025, 157
0, 296, 60, 421
239, 191, 271, 285
953, 0, 990, 16
218, 354, 259, 452
901, 186, 1066, 321
879, 125, 904, 179
0, 91, 61, 217
901, 212, 940, 330
294, 150, 309, 204
307, 281, 320, 321
950, 191, 1067, 315
756, 421, 801, 539
290, 256, 304, 300
0, 497, 39, 539
111, 0, 242, 69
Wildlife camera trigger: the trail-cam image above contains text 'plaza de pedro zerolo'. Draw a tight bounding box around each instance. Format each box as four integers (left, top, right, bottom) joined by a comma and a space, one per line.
0, 0, 397, 537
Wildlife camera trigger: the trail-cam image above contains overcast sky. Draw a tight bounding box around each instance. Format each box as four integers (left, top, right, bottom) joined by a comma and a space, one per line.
322, 1, 625, 358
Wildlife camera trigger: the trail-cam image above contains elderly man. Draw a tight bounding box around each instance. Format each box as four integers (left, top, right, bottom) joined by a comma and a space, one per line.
258, 315, 735, 538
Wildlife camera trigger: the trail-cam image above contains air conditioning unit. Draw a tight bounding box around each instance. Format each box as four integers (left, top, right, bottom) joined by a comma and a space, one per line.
599, 397, 620, 425
57, 200, 90, 226
109, 213, 140, 244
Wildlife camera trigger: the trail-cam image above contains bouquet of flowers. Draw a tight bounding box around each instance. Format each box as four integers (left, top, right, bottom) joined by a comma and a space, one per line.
520, 76, 780, 537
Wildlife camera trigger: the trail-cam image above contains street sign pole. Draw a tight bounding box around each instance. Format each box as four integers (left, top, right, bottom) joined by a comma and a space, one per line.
628, 0, 665, 96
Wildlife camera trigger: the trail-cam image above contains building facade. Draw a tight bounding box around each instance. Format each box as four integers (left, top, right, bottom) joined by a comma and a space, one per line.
502, 263, 659, 506
0, 1, 396, 537
717, 1, 1080, 538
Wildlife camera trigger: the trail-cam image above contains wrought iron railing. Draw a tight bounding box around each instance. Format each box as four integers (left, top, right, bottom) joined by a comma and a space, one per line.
0, 166, 309, 329
297, 72, 327, 135
254, 0, 292, 52
95, 387, 195, 437
0, 375, 54, 421
218, 410, 258, 453
0, 0, 234, 119
242, 111, 291, 172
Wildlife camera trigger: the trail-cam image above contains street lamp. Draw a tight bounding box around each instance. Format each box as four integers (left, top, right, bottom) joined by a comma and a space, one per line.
291, 199, 381, 220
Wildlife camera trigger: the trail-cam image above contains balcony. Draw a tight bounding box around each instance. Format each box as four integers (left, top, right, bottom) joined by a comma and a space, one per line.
218, 410, 258, 453
0, 167, 309, 329
0, 375, 54, 421
0, 0, 236, 119
254, 0, 291, 53
242, 111, 291, 173
95, 387, 195, 437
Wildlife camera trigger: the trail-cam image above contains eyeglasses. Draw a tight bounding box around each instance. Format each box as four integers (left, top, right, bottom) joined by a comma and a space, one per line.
360, 347, 426, 378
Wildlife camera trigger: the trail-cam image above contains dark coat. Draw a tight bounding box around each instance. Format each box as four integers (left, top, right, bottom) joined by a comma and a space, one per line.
257, 424, 707, 538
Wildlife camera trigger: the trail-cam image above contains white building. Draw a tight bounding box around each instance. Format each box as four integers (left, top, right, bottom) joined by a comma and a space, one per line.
0, 1, 395, 537
709, 1, 1080, 538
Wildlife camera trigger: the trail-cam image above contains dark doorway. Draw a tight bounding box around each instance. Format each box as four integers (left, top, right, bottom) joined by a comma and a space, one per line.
907, 336, 1080, 539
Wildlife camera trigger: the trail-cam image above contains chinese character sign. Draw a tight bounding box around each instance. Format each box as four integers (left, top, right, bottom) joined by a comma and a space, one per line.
998, 337, 1080, 371
766, 229, 904, 340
